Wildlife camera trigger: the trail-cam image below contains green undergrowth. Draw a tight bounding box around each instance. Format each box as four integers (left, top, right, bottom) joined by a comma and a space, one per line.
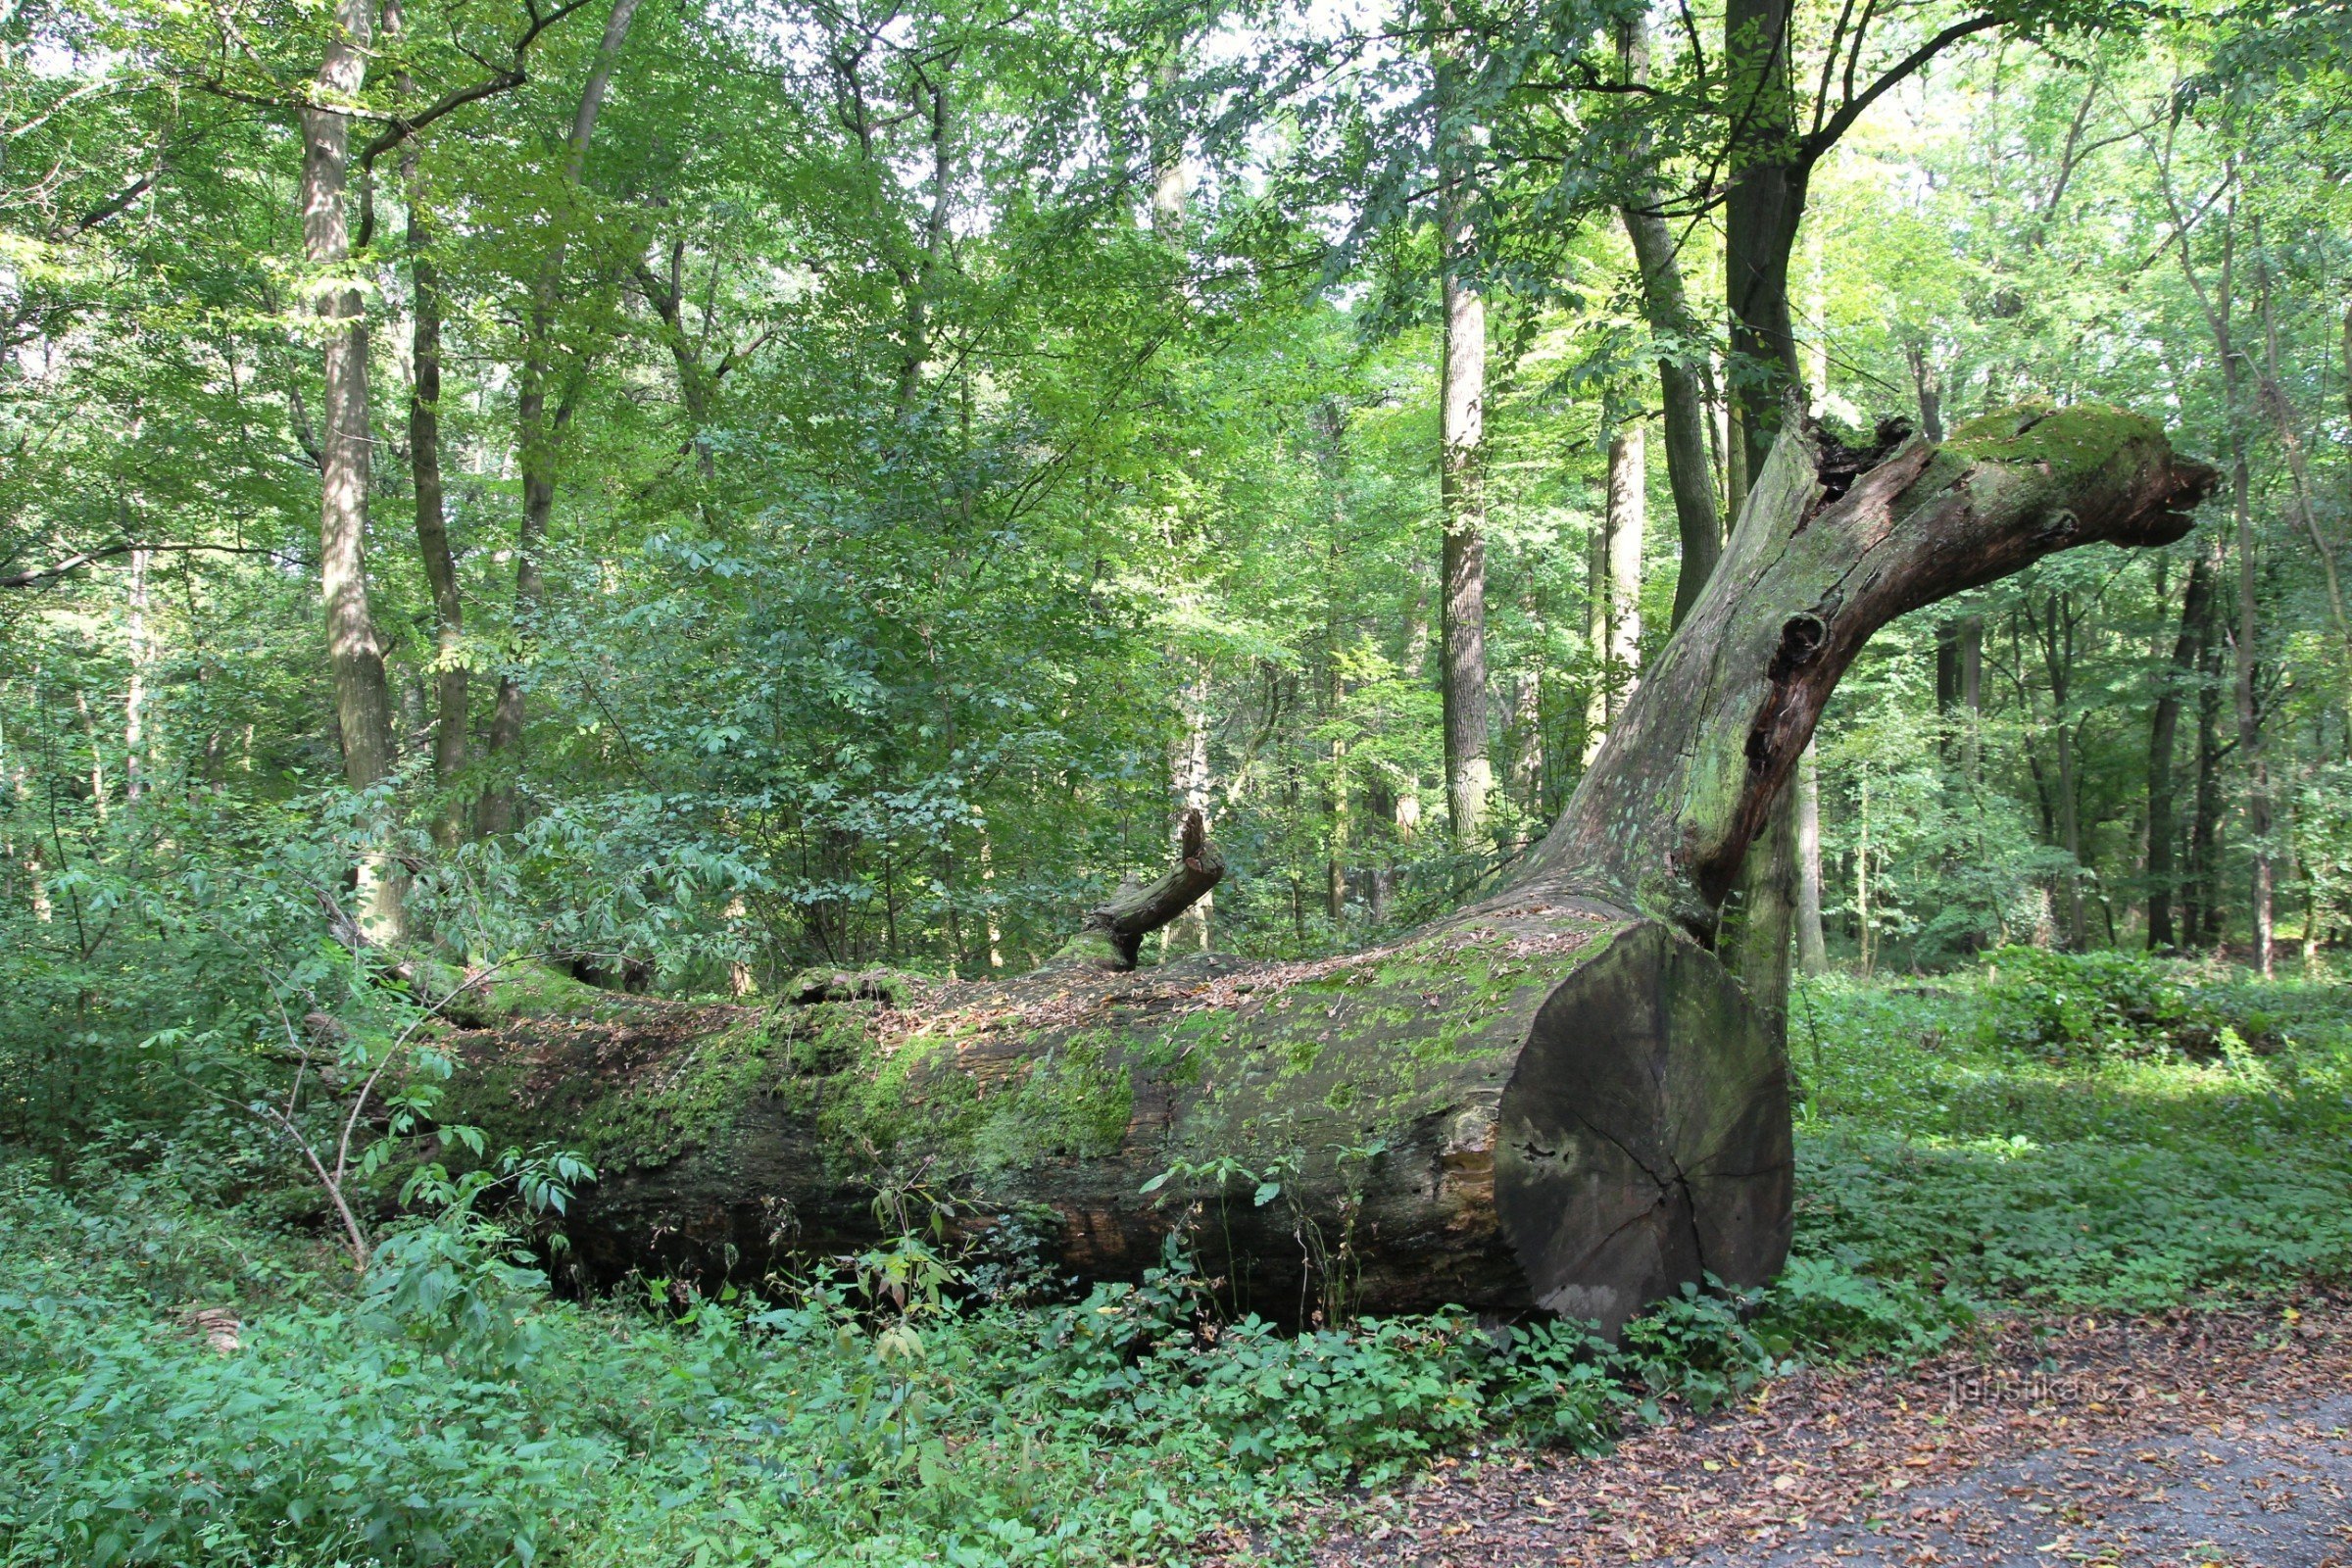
1770, 952, 2352, 1357
0, 1159, 1654, 1568
6, 956, 2348, 1566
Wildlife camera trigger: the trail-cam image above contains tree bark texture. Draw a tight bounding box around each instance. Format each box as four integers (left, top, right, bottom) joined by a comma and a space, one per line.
406, 144, 467, 848
1723, 0, 1805, 483
1616, 21, 1718, 633
1794, 744, 1827, 973
2145, 556, 2211, 952
1436, 27, 1492, 847
303, 0, 401, 938
446, 406, 2212, 1332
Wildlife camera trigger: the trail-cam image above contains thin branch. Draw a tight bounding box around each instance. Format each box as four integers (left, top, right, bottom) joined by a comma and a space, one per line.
0, 540, 293, 590
1804, 13, 2004, 164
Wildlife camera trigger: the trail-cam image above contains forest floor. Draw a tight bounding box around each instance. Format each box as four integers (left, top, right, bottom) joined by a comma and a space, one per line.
1309, 1297, 2352, 1567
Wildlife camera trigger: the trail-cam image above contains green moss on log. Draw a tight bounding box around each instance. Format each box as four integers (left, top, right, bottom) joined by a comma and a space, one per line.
1944, 404, 2163, 481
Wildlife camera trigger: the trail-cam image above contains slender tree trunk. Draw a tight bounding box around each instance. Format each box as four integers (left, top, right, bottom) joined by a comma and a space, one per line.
1723, 0, 1805, 482
480, 0, 644, 837
2230, 439, 2274, 974
1436, 19, 1492, 847
1905, 338, 1944, 442
1149, 44, 1188, 240
1167, 666, 1213, 952
1855, 776, 1872, 974
1617, 20, 1718, 631
1602, 420, 1646, 720
1935, 618, 1962, 764
2166, 195, 2269, 970
1959, 612, 1983, 781
303, 0, 402, 937
2188, 536, 2228, 947
2253, 248, 2352, 724
122, 547, 149, 804
1157, 61, 1211, 954
1795, 743, 1826, 972
402, 84, 466, 848
74, 689, 106, 822
2145, 556, 2211, 951
2037, 594, 2088, 950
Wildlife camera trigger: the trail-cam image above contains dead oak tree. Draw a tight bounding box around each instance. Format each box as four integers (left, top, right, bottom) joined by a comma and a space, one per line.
442, 405, 2213, 1332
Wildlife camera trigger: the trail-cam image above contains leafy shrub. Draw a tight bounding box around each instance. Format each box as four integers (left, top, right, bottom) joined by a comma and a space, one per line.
1980, 946, 2191, 1059
0, 1167, 1639, 1568
1758, 1251, 1975, 1361
1613, 1280, 1787, 1418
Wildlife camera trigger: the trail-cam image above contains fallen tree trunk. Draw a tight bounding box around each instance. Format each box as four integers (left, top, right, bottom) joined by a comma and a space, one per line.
445, 406, 2212, 1331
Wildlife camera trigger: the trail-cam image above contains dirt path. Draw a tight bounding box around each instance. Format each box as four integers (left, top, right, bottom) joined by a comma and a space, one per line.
1309, 1297, 2352, 1567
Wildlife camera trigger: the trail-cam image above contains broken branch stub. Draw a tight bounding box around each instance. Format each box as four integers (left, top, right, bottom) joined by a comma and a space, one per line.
1045, 808, 1225, 971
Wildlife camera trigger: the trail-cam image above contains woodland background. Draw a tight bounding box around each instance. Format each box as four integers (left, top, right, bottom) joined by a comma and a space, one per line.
5, 0, 2352, 1562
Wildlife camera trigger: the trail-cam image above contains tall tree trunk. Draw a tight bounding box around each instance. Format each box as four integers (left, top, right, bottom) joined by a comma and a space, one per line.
2145, 556, 2211, 951
2188, 535, 2228, 948
1165, 668, 1214, 953
399, 49, 466, 849
1794, 743, 1826, 972
1905, 337, 1944, 441
2164, 191, 2269, 971
303, 0, 402, 938
1617, 20, 1718, 632
449, 406, 2211, 1328
1723, 0, 1805, 483
1958, 612, 1983, 781
2035, 593, 2088, 950
2253, 246, 2352, 724
1149, 43, 1188, 239
480, 0, 644, 837
122, 547, 149, 804
1436, 17, 1492, 847
1935, 618, 1962, 764
1156, 46, 1211, 954
1599, 420, 1645, 723
2230, 438, 2274, 974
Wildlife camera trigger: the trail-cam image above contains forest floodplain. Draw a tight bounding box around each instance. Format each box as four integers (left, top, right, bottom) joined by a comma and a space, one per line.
5, 955, 2348, 1567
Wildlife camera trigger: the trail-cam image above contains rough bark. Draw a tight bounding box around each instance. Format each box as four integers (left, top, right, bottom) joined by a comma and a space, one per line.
1435, 15, 1492, 846
447, 406, 2212, 1332
2145, 556, 2210, 952
404, 115, 467, 848
1617, 21, 1718, 632
1794, 744, 1827, 973
1723, 0, 1805, 482
303, 0, 401, 939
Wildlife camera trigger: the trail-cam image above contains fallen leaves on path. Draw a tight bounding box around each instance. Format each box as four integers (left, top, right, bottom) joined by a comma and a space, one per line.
1294, 1294, 2352, 1567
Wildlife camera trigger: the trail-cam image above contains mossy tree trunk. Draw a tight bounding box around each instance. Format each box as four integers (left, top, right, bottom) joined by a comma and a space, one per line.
448, 407, 2212, 1332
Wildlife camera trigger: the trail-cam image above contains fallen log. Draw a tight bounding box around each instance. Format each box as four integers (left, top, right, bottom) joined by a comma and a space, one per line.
443, 406, 2212, 1331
